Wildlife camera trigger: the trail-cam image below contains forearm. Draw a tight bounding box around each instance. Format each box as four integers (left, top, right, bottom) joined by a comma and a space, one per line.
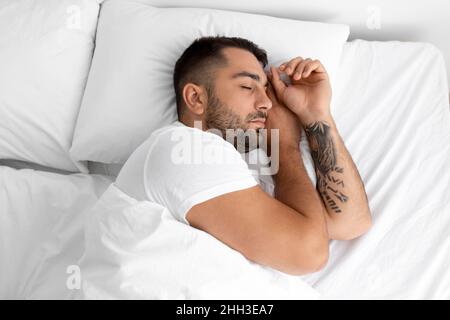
273, 144, 329, 238
300, 113, 372, 239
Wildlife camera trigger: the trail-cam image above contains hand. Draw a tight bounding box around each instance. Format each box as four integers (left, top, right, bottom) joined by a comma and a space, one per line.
268, 57, 332, 125
264, 82, 302, 153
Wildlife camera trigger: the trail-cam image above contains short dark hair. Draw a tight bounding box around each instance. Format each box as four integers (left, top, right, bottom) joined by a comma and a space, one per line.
173, 36, 268, 117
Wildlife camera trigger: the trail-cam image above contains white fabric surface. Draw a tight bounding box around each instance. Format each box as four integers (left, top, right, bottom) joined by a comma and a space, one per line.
78, 183, 321, 299
298, 40, 450, 299
70, 0, 349, 164
0, 166, 112, 299
115, 121, 258, 224
0, 0, 101, 172
1, 39, 449, 299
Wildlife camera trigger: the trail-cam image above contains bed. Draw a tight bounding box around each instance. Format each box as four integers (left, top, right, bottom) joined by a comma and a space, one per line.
1, 36, 449, 299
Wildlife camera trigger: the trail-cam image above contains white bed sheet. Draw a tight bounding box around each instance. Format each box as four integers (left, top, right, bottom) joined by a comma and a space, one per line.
0, 39, 449, 299
0, 166, 112, 299
299, 40, 450, 299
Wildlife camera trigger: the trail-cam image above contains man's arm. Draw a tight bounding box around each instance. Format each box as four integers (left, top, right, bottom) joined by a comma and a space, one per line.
268, 58, 372, 240
186, 184, 329, 276
272, 142, 330, 241
300, 113, 372, 240
186, 87, 330, 275
264, 81, 329, 246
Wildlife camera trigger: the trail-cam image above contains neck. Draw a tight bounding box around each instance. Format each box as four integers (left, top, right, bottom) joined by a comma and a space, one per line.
180, 114, 206, 131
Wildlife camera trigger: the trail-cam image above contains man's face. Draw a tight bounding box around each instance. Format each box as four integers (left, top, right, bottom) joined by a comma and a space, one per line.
204, 47, 272, 136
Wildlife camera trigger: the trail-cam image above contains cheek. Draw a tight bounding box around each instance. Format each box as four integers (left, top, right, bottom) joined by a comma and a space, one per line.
226, 92, 254, 117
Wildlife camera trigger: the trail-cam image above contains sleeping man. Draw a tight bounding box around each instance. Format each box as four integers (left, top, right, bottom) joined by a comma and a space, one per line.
115, 36, 372, 275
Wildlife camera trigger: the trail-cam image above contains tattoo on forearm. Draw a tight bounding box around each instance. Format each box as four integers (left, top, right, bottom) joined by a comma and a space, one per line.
304, 121, 348, 213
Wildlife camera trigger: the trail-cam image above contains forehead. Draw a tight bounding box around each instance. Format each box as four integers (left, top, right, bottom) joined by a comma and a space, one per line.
220, 47, 266, 79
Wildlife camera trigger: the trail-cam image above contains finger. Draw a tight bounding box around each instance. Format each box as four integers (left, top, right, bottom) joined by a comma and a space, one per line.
266, 70, 274, 90
303, 59, 326, 77
278, 59, 295, 72
265, 79, 274, 96
266, 83, 278, 103
293, 58, 312, 80
269, 65, 286, 98
284, 56, 303, 76
302, 61, 320, 78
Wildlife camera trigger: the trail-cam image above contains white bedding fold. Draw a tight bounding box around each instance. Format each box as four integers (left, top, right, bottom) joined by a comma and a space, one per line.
78, 184, 320, 300
0, 166, 112, 299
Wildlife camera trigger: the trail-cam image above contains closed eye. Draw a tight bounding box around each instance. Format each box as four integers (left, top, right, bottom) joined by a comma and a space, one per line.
241, 86, 252, 90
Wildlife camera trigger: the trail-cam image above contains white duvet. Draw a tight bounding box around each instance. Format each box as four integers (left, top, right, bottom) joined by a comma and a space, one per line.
1, 40, 449, 299
78, 184, 320, 299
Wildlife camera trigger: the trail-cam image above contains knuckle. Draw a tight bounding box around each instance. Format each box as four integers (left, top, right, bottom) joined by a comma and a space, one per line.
299, 62, 308, 69
290, 57, 302, 65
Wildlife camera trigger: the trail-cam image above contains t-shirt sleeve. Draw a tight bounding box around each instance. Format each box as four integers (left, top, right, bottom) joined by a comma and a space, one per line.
143, 127, 258, 225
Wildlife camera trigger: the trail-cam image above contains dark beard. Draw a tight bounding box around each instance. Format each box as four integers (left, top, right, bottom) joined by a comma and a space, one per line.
204, 90, 266, 153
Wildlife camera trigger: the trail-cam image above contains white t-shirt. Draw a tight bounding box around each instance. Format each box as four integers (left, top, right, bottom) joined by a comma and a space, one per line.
115, 121, 269, 225
116, 121, 317, 225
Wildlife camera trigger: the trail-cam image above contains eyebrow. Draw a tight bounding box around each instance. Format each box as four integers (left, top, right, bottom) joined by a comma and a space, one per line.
231, 71, 268, 87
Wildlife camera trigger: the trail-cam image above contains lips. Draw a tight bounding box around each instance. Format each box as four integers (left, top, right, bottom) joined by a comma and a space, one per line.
249, 118, 266, 128
250, 118, 266, 123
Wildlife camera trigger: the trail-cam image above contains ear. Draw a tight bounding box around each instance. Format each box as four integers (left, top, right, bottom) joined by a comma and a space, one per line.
182, 83, 207, 115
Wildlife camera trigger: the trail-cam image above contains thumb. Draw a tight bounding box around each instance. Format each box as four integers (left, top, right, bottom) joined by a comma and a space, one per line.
269, 66, 286, 100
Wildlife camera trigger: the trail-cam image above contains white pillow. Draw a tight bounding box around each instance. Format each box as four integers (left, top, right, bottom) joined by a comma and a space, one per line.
0, 0, 102, 172
71, 0, 349, 164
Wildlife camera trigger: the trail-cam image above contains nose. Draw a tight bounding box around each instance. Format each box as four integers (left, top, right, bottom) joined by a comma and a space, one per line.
255, 88, 273, 111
